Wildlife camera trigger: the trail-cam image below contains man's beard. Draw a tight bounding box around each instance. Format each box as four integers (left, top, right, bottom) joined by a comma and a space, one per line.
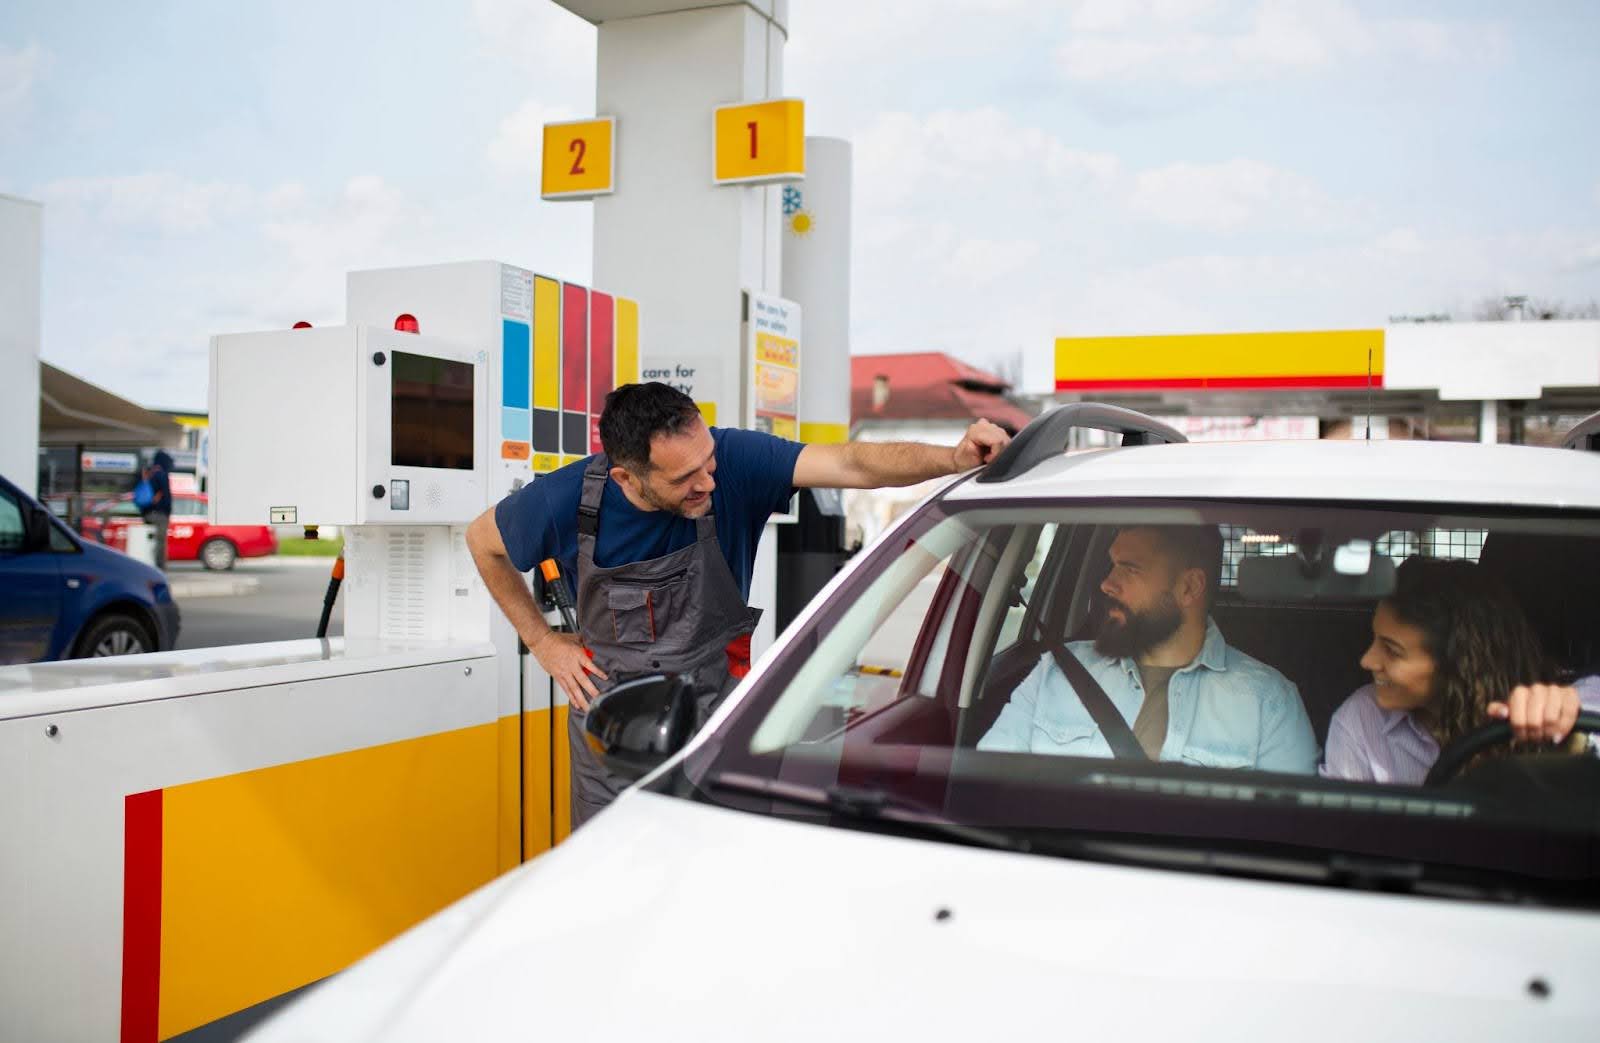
637, 479, 707, 518
1094, 591, 1183, 659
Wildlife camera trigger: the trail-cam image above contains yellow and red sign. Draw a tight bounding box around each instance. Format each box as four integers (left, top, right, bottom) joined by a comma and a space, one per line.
541, 117, 616, 199
714, 99, 805, 185
1055, 329, 1385, 392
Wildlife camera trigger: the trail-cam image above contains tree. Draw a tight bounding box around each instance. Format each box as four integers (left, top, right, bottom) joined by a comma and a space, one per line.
1471, 296, 1600, 321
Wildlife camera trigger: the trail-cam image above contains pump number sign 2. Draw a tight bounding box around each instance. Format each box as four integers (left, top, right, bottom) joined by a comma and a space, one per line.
542, 117, 616, 200
713, 99, 805, 185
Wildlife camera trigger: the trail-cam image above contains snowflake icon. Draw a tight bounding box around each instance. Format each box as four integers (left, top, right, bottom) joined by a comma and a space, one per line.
782, 185, 804, 216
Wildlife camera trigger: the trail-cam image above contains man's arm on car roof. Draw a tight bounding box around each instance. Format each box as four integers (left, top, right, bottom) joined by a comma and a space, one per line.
792, 419, 1010, 489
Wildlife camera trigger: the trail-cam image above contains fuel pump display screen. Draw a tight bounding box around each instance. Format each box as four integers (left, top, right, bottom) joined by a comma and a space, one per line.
391, 351, 475, 470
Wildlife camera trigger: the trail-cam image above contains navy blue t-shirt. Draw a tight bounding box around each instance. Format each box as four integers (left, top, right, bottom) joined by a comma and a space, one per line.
494, 427, 805, 601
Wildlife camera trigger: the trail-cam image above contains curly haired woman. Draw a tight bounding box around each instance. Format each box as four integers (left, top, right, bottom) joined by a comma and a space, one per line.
1322, 556, 1598, 784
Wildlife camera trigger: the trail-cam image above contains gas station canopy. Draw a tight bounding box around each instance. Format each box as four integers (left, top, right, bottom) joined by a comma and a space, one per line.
39, 360, 183, 447
1054, 321, 1600, 420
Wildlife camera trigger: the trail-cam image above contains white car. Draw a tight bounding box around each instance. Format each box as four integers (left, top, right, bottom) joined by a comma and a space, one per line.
251, 405, 1600, 1041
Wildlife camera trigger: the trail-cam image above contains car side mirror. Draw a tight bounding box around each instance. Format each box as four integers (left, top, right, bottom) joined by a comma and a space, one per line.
583, 673, 704, 781
24, 506, 52, 552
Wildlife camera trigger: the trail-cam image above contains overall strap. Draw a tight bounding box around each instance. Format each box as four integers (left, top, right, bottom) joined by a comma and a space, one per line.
577, 454, 609, 540
693, 510, 717, 542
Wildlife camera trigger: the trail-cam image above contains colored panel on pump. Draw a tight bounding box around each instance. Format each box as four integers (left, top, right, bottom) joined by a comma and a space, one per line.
541, 117, 616, 199
713, 99, 805, 185
500, 319, 531, 449
532, 276, 562, 472
561, 283, 589, 459
1055, 329, 1385, 391
589, 291, 614, 454
615, 297, 639, 386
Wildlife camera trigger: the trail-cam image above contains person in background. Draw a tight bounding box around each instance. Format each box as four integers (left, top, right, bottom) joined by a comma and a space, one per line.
140, 450, 174, 572
1323, 556, 1595, 784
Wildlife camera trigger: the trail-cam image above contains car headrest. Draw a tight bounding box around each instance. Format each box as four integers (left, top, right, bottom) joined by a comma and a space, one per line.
1477, 531, 1600, 678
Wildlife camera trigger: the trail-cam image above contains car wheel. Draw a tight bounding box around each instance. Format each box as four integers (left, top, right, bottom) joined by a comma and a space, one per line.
200, 537, 238, 571
74, 613, 153, 658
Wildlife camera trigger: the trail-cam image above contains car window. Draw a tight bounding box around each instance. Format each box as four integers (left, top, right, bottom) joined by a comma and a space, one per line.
0, 491, 25, 552
695, 500, 1600, 910
175, 496, 204, 516
101, 500, 141, 518
46, 516, 78, 553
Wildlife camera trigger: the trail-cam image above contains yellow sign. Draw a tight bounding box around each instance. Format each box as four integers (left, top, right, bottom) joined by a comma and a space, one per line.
541, 117, 616, 200
713, 99, 804, 185
1055, 329, 1384, 392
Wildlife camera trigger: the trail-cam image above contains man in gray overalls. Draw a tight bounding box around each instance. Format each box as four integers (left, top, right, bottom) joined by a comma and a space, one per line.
467, 382, 1010, 827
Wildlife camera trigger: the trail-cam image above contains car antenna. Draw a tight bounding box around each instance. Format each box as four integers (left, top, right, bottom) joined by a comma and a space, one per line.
1365, 348, 1373, 441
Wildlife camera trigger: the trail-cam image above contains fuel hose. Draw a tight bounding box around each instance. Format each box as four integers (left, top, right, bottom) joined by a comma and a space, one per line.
316, 554, 345, 639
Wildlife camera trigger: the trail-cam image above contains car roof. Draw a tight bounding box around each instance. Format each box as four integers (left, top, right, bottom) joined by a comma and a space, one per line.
945, 439, 1600, 510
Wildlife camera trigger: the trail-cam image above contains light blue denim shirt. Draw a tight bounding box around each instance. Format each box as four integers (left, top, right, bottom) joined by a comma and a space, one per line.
978, 618, 1320, 774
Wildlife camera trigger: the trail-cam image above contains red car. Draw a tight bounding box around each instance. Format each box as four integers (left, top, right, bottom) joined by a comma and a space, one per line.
88, 492, 277, 570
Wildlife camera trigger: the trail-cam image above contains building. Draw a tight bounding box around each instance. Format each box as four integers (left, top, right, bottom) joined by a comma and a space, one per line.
851, 352, 1034, 443
846, 352, 1036, 546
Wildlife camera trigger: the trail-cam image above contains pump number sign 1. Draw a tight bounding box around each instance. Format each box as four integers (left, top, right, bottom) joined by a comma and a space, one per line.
713, 99, 805, 185
542, 117, 616, 200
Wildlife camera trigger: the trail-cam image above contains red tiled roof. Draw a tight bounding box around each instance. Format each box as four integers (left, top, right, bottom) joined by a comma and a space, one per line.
851, 353, 1034, 432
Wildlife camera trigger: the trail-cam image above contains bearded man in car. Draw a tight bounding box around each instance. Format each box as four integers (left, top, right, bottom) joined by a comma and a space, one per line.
980, 525, 1319, 773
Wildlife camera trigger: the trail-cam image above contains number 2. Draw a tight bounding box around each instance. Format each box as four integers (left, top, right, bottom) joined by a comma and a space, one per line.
746, 120, 758, 159
569, 137, 587, 176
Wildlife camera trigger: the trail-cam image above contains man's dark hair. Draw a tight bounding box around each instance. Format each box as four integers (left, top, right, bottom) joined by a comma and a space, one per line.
1135, 524, 1224, 608
598, 382, 703, 471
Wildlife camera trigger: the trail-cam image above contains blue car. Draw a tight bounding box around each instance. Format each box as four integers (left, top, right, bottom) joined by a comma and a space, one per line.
0, 473, 180, 664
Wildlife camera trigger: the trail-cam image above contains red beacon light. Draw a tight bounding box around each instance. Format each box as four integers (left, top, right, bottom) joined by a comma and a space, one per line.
394, 313, 420, 334
292, 321, 313, 329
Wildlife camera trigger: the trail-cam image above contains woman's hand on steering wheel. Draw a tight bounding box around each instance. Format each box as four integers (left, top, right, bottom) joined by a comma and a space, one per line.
1486, 683, 1581, 745
1426, 707, 1600, 785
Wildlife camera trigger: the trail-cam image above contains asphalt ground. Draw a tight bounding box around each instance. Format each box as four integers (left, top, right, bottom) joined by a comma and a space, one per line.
170, 557, 345, 650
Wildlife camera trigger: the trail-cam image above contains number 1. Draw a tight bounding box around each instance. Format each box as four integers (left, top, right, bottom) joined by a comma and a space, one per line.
747, 120, 758, 159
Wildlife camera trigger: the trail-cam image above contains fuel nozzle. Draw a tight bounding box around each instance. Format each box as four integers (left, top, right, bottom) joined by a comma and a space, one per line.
540, 558, 580, 635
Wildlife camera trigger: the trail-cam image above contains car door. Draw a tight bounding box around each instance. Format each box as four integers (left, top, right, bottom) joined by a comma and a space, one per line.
0, 485, 63, 665
168, 495, 206, 560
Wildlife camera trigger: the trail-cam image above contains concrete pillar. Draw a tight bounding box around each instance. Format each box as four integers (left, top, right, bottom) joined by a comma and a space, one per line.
1, 195, 42, 495
783, 137, 852, 447
1479, 399, 1498, 445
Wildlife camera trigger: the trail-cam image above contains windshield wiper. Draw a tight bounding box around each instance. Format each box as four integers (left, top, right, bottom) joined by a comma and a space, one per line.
1077, 839, 1579, 905
706, 771, 1030, 854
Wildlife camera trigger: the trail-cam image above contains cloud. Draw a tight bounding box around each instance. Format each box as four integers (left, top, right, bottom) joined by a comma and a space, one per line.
36, 174, 254, 234
0, 41, 48, 112
1373, 226, 1423, 255
854, 107, 1120, 213
470, 0, 595, 87
487, 98, 578, 179
1127, 158, 1334, 229
1056, 0, 1506, 85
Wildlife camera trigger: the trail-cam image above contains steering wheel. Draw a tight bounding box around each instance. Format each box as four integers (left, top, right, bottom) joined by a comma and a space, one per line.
1424, 710, 1600, 785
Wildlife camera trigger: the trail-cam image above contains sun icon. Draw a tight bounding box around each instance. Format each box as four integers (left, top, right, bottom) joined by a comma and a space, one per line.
788, 209, 815, 236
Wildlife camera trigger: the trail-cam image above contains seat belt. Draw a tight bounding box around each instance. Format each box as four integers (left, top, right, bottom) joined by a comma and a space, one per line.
1048, 644, 1149, 761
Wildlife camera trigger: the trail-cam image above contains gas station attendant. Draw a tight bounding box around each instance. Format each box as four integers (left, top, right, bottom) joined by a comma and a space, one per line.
466, 381, 1010, 826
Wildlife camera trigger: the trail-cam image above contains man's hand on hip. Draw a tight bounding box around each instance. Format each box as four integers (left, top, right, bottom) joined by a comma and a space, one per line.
531, 630, 608, 711
952, 418, 1011, 471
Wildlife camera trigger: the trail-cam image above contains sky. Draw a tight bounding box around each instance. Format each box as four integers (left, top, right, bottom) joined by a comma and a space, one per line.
3, 0, 1598, 410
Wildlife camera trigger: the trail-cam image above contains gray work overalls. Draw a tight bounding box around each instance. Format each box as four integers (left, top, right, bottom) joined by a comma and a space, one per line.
567, 454, 760, 827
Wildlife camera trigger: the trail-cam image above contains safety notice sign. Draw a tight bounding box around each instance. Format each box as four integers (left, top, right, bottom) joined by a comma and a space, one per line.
745, 291, 801, 440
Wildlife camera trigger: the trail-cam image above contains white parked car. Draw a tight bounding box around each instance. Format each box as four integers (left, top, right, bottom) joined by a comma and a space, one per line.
251, 405, 1600, 1042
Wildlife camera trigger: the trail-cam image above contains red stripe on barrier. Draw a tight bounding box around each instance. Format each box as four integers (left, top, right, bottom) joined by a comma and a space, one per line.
1055, 374, 1382, 391
121, 789, 163, 1043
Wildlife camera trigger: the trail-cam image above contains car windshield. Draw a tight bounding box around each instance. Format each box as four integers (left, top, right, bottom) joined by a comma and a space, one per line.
680, 499, 1600, 907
